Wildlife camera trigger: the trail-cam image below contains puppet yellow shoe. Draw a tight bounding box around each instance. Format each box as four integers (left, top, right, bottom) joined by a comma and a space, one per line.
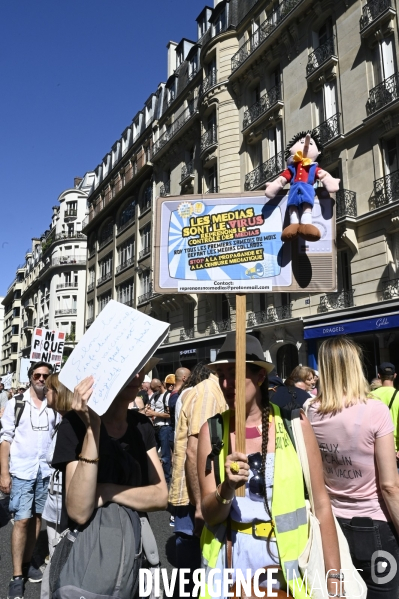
298, 223, 321, 241
281, 223, 300, 241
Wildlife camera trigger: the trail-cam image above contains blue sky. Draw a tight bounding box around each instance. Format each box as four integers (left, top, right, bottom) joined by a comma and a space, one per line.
0, 0, 206, 296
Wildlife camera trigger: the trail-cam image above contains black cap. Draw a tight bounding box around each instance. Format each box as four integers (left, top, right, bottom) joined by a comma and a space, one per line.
378, 362, 396, 375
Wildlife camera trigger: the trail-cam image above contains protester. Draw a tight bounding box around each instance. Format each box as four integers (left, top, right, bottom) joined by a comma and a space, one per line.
52, 361, 168, 536
285, 365, 315, 396
307, 337, 399, 598
144, 378, 173, 484
0, 383, 9, 417
197, 333, 342, 598
370, 377, 382, 391
0, 362, 55, 599
371, 362, 399, 463
41, 374, 73, 558
168, 367, 190, 432
169, 362, 227, 596
267, 368, 309, 409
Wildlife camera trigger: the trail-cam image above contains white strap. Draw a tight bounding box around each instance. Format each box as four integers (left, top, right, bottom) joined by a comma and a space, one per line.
292, 413, 315, 513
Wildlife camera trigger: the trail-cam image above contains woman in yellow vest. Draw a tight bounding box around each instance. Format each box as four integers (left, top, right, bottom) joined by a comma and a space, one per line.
197, 333, 343, 598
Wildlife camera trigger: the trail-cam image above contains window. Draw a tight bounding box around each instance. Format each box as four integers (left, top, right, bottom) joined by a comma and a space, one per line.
98, 293, 111, 313
384, 137, 399, 175
198, 15, 208, 39
145, 101, 153, 126
119, 198, 135, 227
87, 301, 94, 319
117, 281, 134, 305
88, 268, 95, 286
184, 302, 195, 330
67, 223, 74, 236
72, 296, 77, 310
140, 224, 151, 253
189, 54, 198, 78
207, 164, 218, 193
208, 58, 217, 79
66, 201, 77, 216
140, 270, 151, 295
99, 221, 113, 245
99, 254, 113, 279
316, 81, 337, 123
338, 250, 352, 291
214, 7, 227, 35
176, 49, 184, 68
268, 124, 283, 159
133, 117, 140, 141
118, 237, 135, 267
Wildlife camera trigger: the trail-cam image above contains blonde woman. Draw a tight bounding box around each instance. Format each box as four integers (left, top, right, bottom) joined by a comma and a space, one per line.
307, 336, 399, 599
42, 374, 73, 555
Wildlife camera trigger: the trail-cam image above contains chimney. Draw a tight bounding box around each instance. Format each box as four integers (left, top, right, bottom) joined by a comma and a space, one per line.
74, 177, 83, 188
167, 41, 178, 78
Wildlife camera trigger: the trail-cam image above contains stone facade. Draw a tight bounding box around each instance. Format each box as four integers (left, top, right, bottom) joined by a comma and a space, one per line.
82, 0, 399, 379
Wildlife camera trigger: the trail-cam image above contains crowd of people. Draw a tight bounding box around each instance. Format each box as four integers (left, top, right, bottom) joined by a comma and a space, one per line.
0, 334, 398, 599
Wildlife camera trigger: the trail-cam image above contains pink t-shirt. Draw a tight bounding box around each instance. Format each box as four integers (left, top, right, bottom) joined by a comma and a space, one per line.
307, 399, 394, 521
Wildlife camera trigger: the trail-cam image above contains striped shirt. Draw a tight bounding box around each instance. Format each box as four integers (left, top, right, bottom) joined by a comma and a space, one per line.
169, 373, 228, 506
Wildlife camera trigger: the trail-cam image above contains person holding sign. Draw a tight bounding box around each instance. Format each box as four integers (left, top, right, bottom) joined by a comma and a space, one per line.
197, 333, 342, 598
52, 359, 168, 534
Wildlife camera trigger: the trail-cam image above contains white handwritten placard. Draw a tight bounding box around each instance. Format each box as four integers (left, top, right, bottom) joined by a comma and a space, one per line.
59, 300, 170, 415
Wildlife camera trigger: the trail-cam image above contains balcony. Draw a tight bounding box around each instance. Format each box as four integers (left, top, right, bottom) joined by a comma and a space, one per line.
160, 181, 171, 197
55, 308, 78, 316
306, 36, 337, 78
243, 84, 282, 131
97, 272, 112, 287
206, 185, 219, 193
247, 305, 293, 326
366, 72, 399, 116
181, 159, 195, 184
231, 0, 301, 73
382, 278, 399, 299
120, 298, 134, 308
360, 0, 395, 32
370, 169, 399, 209
180, 328, 194, 340
209, 319, 231, 334
86, 317, 94, 327
139, 246, 151, 259
56, 282, 78, 290
152, 100, 198, 158
24, 299, 34, 310
313, 113, 341, 146
200, 126, 218, 155
40, 255, 86, 274
64, 209, 77, 219
245, 151, 284, 191
336, 189, 357, 219
116, 256, 135, 274
199, 70, 217, 98
319, 289, 354, 312
87, 281, 95, 292
138, 290, 153, 305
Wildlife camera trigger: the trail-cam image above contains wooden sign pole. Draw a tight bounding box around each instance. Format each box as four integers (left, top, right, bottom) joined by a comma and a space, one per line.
235, 293, 246, 497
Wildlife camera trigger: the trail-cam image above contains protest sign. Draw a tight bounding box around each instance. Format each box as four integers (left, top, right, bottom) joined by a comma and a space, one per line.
2, 373, 13, 390
30, 328, 65, 372
59, 300, 170, 416
154, 190, 336, 294
19, 358, 31, 384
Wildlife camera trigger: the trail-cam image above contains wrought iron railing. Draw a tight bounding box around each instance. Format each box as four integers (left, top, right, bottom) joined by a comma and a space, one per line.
55, 308, 78, 316
206, 186, 219, 193
360, 0, 392, 30
118, 216, 135, 234
181, 159, 194, 181
247, 305, 292, 325
366, 72, 399, 115
382, 278, 399, 299
243, 85, 281, 129
56, 282, 78, 289
313, 113, 341, 145
306, 36, 336, 76
336, 189, 357, 219
86, 317, 94, 327
138, 290, 153, 304
97, 271, 112, 286
370, 169, 399, 209
319, 289, 354, 311
209, 319, 231, 334
199, 70, 217, 97
245, 151, 284, 191
99, 233, 113, 249
231, 0, 300, 72
153, 100, 198, 156
64, 209, 77, 218
180, 328, 194, 340
87, 281, 95, 292
120, 298, 134, 307
116, 257, 135, 274
139, 246, 151, 259
200, 126, 218, 154
160, 181, 171, 197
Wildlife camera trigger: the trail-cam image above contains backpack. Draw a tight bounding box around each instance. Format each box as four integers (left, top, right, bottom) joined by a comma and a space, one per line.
206, 407, 300, 486
49, 503, 146, 599
14, 394, 25, 428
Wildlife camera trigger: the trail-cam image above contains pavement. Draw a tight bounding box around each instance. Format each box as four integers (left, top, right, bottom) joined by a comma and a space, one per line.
0, 507, 176, 599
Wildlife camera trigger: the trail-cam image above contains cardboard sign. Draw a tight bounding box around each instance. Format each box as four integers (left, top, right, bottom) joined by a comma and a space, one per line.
30, 328, 65, 372
59, 300, 170, 416
2, 373, 13, 390
19, 358, 32, 384
154, 191, 336, 293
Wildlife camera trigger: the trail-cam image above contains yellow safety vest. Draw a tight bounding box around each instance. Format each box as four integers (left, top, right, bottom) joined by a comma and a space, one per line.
201, 404, 310, 598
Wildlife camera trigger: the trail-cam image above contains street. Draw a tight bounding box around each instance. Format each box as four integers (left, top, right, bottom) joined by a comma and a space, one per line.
0, 509, 175, 598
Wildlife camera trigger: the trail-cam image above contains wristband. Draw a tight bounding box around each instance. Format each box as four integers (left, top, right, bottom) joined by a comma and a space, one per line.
215, 483, 233, 505
327, 573, 344, 581
78, 454, 99, 464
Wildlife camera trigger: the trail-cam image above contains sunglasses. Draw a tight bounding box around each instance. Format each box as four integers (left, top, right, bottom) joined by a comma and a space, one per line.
248, 452, 265, 501
32, 373, 50, 381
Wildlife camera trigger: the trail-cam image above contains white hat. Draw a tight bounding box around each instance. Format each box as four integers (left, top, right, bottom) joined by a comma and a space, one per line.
143, 374, 152, 383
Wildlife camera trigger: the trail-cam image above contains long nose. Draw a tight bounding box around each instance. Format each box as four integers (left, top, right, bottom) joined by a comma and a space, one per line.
303, 133, 311, 157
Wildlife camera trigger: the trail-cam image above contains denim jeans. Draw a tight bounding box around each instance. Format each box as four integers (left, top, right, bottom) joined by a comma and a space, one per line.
174, 505, 201, 598
337, 517, 399, 599
155, 425, 173, 484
